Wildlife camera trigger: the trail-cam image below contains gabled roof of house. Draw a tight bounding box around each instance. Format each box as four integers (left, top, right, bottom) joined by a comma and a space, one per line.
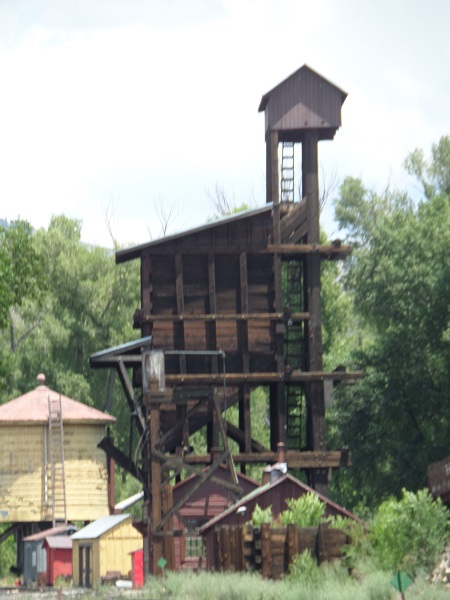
71, 513, 132, 540
0, 374, 116, 425
199, 473, 362, 533
44, 536, 73, 550
23, 525, 78, 542
173, 463, 259, 492
258, 64, 347, 112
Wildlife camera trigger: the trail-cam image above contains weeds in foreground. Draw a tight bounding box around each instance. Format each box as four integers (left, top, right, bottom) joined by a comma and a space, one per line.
129, 568, 449, 600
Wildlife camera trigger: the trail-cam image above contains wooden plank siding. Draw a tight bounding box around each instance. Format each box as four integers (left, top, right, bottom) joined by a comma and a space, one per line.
72, 518, 143, 588
258, 65, 346, 141
0, 423, 109, 523
212, 523, 349, 578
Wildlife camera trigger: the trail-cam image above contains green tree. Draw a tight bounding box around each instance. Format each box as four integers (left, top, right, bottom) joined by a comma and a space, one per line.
329, 137, 450, 510
0, 220, 45, 328
0, 215, 140, 453
0, 220, 46, 392
370, 489, 449, 576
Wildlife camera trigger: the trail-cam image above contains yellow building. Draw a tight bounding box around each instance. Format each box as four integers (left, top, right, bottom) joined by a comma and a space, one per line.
72, 513, 143, 588
0, 374, 116, 523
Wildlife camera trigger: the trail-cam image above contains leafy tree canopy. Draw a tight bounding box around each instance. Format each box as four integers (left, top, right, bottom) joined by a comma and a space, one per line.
329, 136, 450, 510
0, 220, 46, 329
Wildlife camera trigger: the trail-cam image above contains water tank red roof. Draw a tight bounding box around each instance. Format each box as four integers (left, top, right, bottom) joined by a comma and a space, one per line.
0, 375, 116, 424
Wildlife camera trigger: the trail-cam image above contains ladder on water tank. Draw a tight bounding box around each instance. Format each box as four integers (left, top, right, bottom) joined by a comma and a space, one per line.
47, 394, 67, 526
281, 142, 295, 203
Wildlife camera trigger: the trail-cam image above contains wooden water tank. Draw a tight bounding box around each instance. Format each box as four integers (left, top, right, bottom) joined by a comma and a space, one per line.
0, 374, 116, 523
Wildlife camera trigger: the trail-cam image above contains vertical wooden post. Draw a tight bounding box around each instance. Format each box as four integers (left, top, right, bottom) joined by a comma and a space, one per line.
106, 434, 115, 515
162, 484, 174, 570
220, 527, 231, 572
229, 525, 237, 571
140, 252, 152, 338
287, 524, 298, 569
207, 252, 219, 449
149, 401, 163, 574
174, 253, 186, 373
266, 130, 279, 205
261, 523, 272, 579
267, 128, 287, 449
302, 131, 328, 494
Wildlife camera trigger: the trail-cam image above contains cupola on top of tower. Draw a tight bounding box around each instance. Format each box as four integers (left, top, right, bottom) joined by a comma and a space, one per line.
258, 65, 347, 142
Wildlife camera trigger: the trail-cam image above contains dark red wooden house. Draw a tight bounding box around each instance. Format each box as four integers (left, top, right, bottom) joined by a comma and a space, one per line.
90, 65, 362, 574
171, 467, 258, 570
199, 472, 362, 571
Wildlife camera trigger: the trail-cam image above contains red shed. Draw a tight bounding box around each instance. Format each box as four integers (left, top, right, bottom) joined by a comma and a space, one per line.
130, 548, 144, 588
199, 473, 362, 571
41, 536, 73, 586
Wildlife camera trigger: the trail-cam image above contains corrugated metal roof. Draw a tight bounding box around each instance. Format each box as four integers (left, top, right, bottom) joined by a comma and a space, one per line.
71, 513, 131, 540
0, 379, 116, 425
116, 203, 274, 264
44, 536, 73, 549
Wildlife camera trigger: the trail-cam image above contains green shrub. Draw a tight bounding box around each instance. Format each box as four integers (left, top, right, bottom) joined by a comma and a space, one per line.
327, 515, 369, 570
370, 488, 449, 576
288, 550, 321, 585
250, 504, 274, 527
279, 493, 326, 527
0, 526, 15, 578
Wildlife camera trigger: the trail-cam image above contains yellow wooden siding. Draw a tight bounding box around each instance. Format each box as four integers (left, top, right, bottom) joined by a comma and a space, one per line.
72, 521, 142, 588
0, 423, 109, 522
98, 521, 143, 580
72, 539, 100, 588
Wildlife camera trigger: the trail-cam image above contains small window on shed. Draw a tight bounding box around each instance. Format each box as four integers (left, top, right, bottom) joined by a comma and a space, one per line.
184, 518, 207, 559
185, 536, 205, 558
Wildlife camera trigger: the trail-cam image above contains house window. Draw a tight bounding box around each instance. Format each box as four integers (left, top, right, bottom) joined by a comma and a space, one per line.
185, 535, 205, 558
183, 518, 207, 561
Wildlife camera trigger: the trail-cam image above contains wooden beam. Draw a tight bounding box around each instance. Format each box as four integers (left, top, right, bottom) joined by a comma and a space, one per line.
182, 450, 351, 468
136, 312, 310, 323
225, 420, 269, 453
97, 437, 145, 483
150, 449, 242, 494
164, 371, 363, 385
267, 244, 352, 258
115, 361, 146, 434
154, 450, 234, 532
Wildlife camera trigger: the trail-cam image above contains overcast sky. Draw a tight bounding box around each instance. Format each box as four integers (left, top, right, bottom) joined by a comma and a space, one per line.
0, 0, 449, 247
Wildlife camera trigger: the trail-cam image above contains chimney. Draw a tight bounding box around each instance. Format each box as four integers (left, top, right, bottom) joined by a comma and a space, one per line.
277, 442, 286, 464
262, 465, 272, 485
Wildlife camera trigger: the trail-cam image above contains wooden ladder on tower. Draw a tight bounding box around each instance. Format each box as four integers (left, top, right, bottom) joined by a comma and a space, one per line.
283, 259, 306, 449
47, 394, 67, 526
281, 141, 295, 202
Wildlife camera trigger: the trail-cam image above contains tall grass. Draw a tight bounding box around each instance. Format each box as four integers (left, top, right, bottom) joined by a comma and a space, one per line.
133, 568, 449, 600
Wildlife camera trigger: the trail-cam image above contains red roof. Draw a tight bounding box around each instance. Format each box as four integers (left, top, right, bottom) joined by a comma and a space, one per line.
23, 525, 78, 541
43, 536, 73, 550
0, 379, 116, 425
